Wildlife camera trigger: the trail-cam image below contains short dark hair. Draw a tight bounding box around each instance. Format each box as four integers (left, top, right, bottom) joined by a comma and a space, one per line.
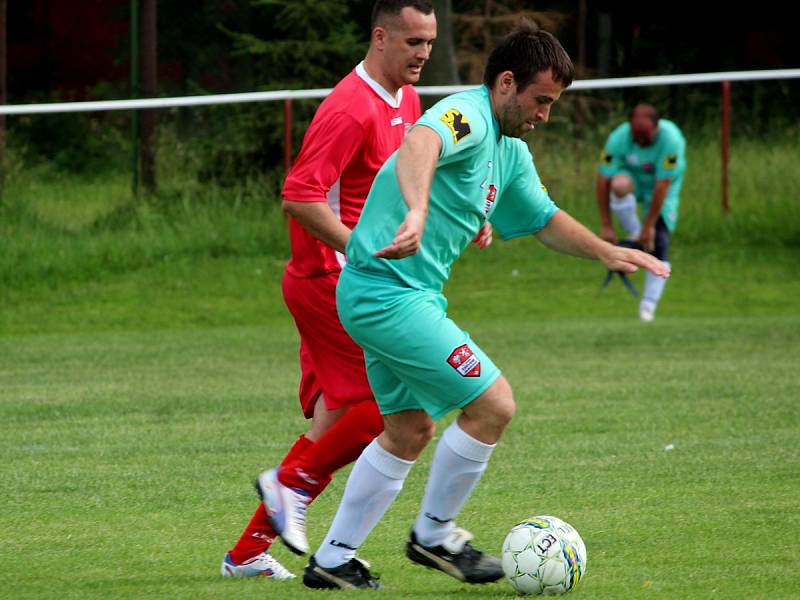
629, 103, 659, 124
483, 20, 574, 91
371, 0, 434, 28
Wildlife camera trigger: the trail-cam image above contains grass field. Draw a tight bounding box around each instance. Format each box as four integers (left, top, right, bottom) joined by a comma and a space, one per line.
1, 132, 799, 598
2, 237, 798, 599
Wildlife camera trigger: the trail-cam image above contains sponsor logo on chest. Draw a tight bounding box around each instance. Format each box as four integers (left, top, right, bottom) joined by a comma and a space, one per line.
484, 184, 497, 216
480, 160, 497, 216
625, 153, 654, 173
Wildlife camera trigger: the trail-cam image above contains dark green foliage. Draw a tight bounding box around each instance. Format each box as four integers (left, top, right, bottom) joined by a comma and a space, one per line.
230, 0, 364, 88
9, 111, 128, 174
183, 0, 370, 183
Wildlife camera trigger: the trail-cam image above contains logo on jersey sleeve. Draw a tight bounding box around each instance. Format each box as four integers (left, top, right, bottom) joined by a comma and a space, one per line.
447, 344, 481, 377
663, 154, 678, 169
440, 109, 471, 144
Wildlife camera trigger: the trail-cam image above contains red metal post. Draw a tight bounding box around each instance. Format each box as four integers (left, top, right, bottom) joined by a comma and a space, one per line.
721, 81, 730, 213
283, 98, 293, 174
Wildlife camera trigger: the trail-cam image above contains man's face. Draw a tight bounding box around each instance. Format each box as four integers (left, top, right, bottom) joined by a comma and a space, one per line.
497, 69, 564, 138
630, 112, 658, 146
379, 7, 437, 89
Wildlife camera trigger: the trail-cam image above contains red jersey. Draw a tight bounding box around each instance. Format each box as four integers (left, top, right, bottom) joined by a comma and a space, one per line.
282, 63, 421, 278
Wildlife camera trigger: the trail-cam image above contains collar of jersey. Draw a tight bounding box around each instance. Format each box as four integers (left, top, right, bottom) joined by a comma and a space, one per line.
355, 61, 404, 109
479, 85, 502, 141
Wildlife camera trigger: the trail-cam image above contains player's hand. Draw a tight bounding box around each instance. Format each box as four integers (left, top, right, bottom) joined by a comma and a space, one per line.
600, 224, 617, 244
374, 209, 427, 259
472, 222, 493, 250
600, 244, 670, 278
638, 224, 656, 252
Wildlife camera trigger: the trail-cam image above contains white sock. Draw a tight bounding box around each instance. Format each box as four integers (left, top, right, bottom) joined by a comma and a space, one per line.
315, 439, 414, 568
610, 192, 641, 240
413, 421, 496, 548
643, 261, 671, 307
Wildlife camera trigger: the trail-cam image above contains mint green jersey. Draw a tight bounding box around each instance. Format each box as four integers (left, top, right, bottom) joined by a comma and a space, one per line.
344, 85, 558, 293
598, 119, 687, 231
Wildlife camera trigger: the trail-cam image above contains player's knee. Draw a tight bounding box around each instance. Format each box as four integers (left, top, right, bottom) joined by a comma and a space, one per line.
488, 390, 516, 431
494, 394, 516, 428
407, 418, 436, 450
610, 174, 633, 196
468, 376, 515, 431
382, 411, 435, 459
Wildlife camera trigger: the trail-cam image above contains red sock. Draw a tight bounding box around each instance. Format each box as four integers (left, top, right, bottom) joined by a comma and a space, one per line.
228, 435, 313, 564
279, 400, 384, 491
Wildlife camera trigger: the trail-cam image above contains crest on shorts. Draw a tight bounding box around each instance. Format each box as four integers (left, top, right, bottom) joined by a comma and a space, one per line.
440, 109, 471, 144
447, 344, 481, 377
663, 154, 678, 169
600, 150, 613, 165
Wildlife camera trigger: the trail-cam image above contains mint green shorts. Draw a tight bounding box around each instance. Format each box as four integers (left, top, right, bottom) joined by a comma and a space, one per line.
336, 266, 501, 420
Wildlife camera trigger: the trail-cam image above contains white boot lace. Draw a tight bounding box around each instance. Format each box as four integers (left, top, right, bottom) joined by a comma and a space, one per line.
260, 553, 295, 580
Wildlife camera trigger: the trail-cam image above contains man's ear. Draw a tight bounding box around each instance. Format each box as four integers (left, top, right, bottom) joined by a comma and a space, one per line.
372, 26, 387, 51
497, 70, 515, 95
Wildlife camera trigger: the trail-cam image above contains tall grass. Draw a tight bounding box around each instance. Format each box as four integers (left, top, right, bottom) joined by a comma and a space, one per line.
530, 126, 800, 246
0, 167, 289, 291
1, 127, 797, 295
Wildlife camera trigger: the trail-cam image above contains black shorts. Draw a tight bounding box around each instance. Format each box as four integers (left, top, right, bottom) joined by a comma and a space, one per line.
653, 217, 671, 262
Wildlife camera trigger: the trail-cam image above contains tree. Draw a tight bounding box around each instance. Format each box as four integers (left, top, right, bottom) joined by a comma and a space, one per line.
190, 0, 366, 179
452, 0, 569, 83
139, 0, 157, 193
418, 0, 459, 87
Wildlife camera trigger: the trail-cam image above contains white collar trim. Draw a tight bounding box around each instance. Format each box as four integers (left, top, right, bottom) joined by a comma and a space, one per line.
355, 61, 403, 108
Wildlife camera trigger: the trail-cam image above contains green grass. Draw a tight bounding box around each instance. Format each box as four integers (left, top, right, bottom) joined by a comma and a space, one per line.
1, 314, 798, 599
1, 134, 799, 598
2, 236, 799, 598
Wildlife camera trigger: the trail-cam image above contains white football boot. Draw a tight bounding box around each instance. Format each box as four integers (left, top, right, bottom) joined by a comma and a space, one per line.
255, 468, 312, 555
220, 551, 295, 579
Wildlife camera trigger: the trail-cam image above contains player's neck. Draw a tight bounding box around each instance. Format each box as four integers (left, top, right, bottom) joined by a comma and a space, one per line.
362, 55, 401, 98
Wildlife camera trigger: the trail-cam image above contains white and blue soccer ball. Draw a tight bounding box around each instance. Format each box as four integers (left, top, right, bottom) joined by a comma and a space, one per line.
501, 515, 587, 595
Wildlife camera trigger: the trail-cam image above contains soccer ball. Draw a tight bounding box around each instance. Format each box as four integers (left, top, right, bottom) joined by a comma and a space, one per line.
501, 515, 587, 595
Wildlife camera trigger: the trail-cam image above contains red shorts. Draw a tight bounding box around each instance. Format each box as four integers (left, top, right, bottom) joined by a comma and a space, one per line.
282, 270, 373, 418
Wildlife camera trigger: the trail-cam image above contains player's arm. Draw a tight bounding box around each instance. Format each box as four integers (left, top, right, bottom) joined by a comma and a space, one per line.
535, 210, 670, 277
638, 179, 671, 251
374, 125, 442, 259
281, 113, 364, 253
282, 201, 351, 253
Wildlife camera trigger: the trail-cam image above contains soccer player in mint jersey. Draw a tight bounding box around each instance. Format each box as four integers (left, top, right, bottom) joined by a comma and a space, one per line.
596, 104, 687, 321
220, 1, 438, 580
302, 21, 670, 590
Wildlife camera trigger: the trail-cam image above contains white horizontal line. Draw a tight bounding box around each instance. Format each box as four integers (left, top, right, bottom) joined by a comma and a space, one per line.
1, 69, 798, 115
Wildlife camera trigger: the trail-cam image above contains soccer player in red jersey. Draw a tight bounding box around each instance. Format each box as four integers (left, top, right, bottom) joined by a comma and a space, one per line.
220, 1, 438, 579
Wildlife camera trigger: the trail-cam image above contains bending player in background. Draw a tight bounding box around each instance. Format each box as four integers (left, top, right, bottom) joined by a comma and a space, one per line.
220, 0, 439, 579
302, 21, 669, 590
596, 103, 687, 321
